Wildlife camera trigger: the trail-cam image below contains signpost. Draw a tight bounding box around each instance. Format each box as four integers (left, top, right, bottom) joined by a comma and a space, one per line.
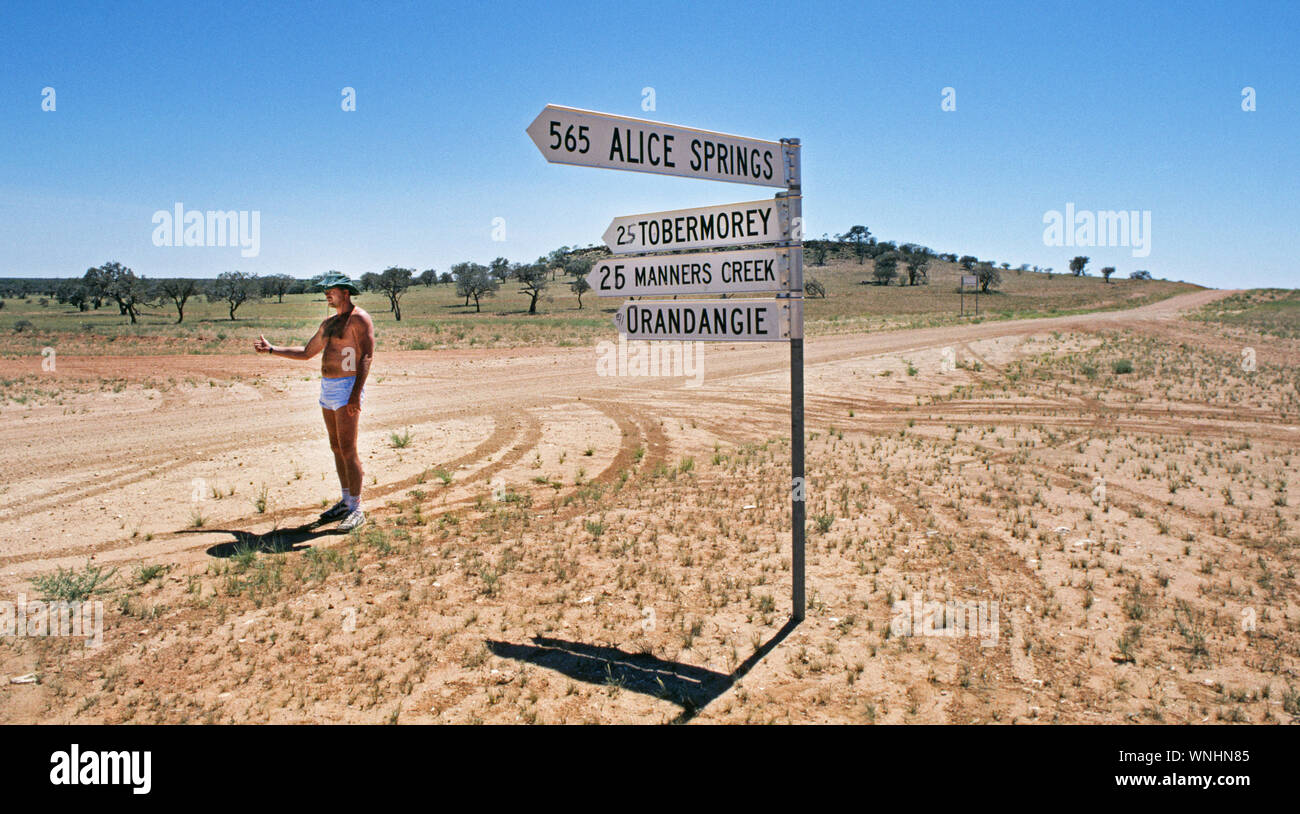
961, 274, 978, 316
587, 247, 794, 298
602, 199, 790, 254
612, 298, 796, 341
527, 104, 794, 187
529, 106, 806, 621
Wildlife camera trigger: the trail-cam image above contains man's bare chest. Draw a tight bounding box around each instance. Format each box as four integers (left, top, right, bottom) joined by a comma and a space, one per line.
323, 333, 360, 373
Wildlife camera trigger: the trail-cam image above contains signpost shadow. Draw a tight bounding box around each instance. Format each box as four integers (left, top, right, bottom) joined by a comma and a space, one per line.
486, 617, 799, 724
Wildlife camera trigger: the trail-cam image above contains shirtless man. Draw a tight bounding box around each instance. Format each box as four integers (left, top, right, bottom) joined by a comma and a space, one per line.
253, 272, 375, 531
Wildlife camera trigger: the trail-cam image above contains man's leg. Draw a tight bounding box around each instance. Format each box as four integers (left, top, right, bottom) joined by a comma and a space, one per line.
322, 408, 349, 504
334, 406, 363, 508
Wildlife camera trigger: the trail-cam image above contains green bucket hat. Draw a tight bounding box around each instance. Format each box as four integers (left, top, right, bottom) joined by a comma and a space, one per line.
314, 271, 360, 295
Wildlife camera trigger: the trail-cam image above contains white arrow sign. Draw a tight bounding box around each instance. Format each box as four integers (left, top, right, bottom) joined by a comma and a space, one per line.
603, 198, 791, 254
526, 105, 792, 187
587, 247, 794, 298
613, 298, 795, 342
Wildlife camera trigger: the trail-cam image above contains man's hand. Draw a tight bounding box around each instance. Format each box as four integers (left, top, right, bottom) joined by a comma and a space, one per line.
254, 335, 273, 354
344, 400, 361, 417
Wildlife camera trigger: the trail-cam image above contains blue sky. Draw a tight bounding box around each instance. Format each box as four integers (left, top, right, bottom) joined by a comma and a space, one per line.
2, 0, 1296, 288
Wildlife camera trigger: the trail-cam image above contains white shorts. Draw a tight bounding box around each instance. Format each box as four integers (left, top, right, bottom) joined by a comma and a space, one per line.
320, 376, 365, 411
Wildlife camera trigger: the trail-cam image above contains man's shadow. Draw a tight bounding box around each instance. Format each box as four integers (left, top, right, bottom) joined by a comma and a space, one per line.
486, 617, 799, 724
178, 521, 344, 558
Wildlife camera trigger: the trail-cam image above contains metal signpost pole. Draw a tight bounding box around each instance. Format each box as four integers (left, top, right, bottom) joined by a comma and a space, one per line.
961, 274, 977, 318
779, 138, 805, 621
529, 105, 806, 623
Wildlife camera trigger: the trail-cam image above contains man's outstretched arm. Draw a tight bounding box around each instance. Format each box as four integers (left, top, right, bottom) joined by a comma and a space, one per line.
254, 326, 324, 360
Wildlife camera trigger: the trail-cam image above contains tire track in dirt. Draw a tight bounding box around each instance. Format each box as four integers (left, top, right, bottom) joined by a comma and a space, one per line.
880, 475, 1082, 723
864, 479, 1032, 723
325, 399, 656, 531
0, 409, 528, 567
820, 400, 1295, 445
3, 398, 646, 572
401, 399, 671, 531
956, 341, 1005, 377
436, 410, 544, 494
581, 399, 652, 485
925, 421, 1264, 554
0, 289, 1237, 579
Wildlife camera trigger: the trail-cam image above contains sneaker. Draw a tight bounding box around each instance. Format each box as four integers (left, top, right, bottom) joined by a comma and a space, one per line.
338, 509, 366, 532
319, 499, 349, 521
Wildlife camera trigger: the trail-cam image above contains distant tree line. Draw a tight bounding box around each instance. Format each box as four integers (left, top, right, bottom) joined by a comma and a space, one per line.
1065, 257, 1149, 282
439, 245, 610, 313
0, 238, 1163, 323
800, 228, 1164, 293
3, 265, 343, 324
0, 243, 615, 324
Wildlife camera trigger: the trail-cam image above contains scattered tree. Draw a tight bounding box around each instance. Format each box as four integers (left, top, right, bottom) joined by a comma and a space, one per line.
81, 266, 111, 309
93, 262, 149, 323
56, 279, 90, 311
1101, 266, 1116, 283
418, 268, 438, 287
157, 277, 200, 323
812, 234, 830, 266
837, 225, 873, 264
263, 273, 295, 303
1069, 256, 1090, 276
377, 267, 413, 321
546, 248, 571, 280
514, 261, 549, 314
563, 256, 593, 281
873, 251, 900, 285
563, 257, 594, 309
208, 270, 262, 320
975, 262, 1002, 293
902, 245, 932, 285
489, 257, 512, 284
1129, 269, 1152, 280
571, 274, 591, 308
804, 276, 826, 298
451, 262, 497, 312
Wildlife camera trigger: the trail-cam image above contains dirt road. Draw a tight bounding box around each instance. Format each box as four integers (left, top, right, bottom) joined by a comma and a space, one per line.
0, 288, 1231, 586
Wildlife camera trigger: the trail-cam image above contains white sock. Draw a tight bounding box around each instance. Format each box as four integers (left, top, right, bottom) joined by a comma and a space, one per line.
341, 487, 351, 503
346, 495, 360, 511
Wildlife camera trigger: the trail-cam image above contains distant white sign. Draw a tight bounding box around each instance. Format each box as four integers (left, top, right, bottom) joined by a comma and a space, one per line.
962, 275, 978, 287
613, 298, 792, 342
587, 247, 793, 298
527, 105, 791, 187
602, 198, 787, 254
